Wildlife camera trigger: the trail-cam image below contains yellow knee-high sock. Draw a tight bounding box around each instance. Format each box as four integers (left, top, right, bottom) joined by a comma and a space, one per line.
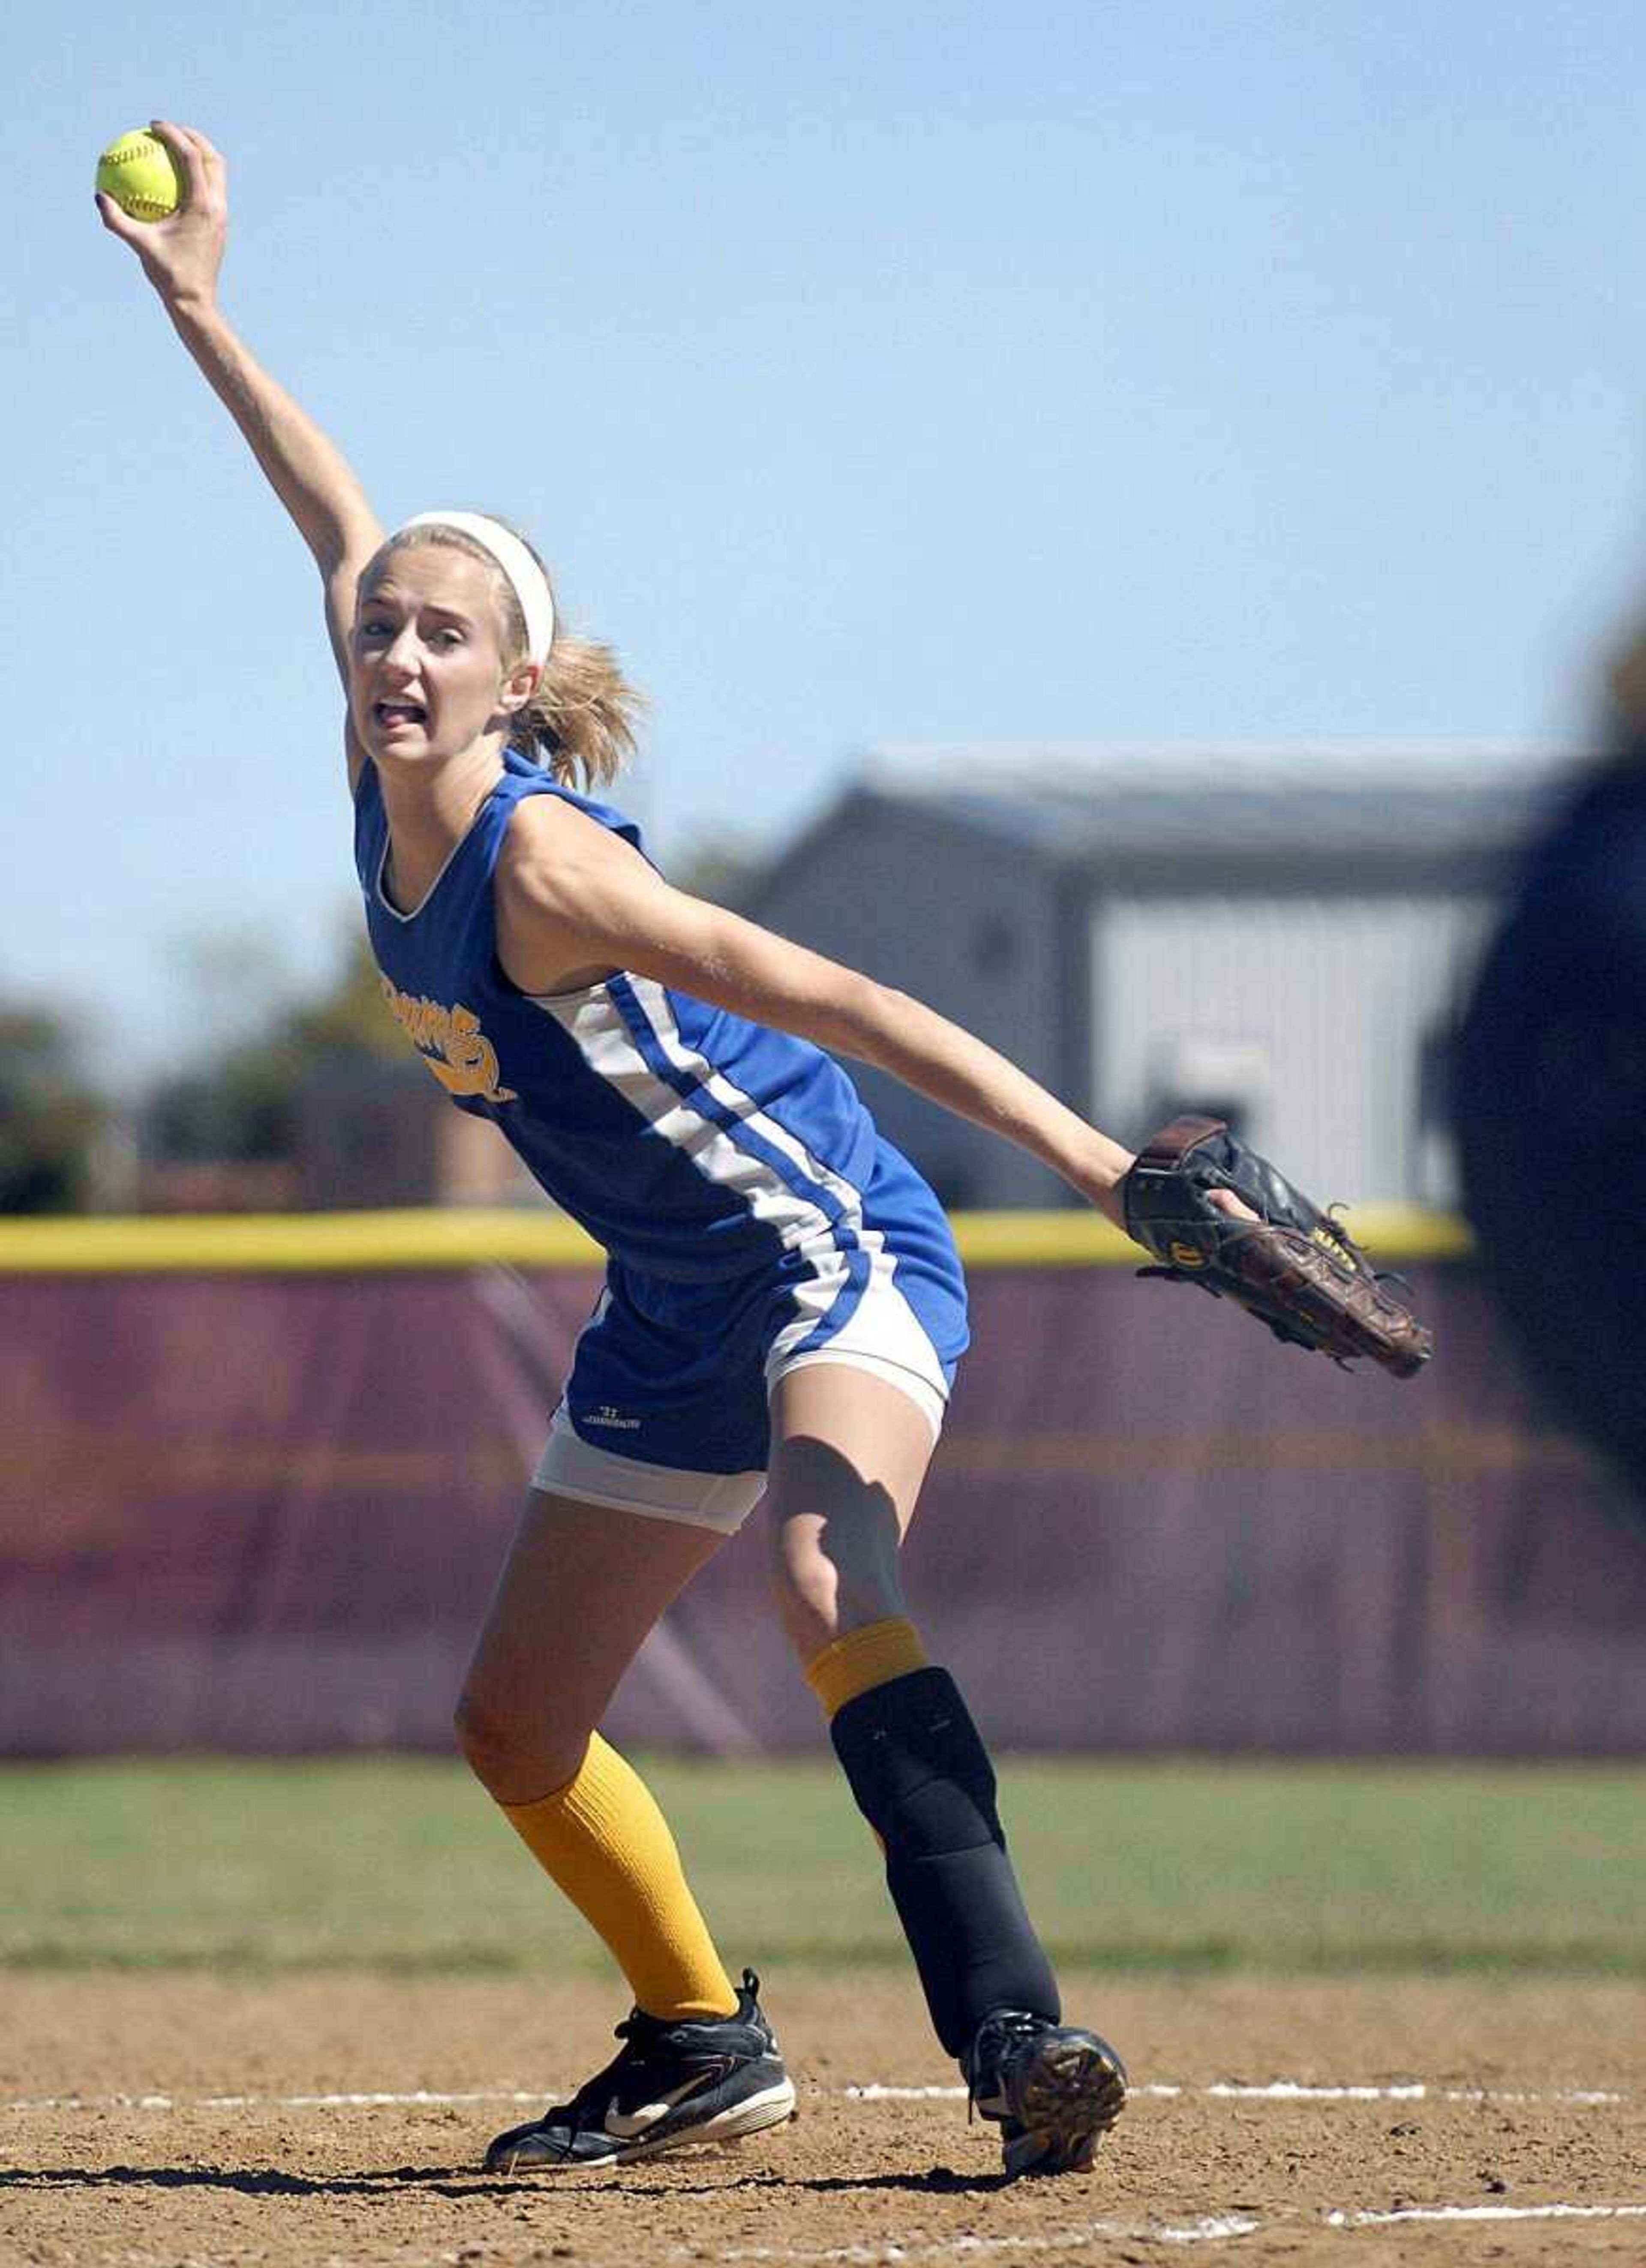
805, 1615, 929, 1719
502, 1733, 738, 2020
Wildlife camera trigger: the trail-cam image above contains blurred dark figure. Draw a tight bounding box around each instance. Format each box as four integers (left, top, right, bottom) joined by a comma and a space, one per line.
1454, 660, 1646, 1507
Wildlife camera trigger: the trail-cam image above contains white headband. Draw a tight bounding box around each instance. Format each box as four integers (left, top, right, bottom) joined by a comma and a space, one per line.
396, 511, 556, 668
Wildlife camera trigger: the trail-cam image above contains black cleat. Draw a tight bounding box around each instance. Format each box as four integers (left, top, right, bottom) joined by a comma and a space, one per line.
484, 1968, 796, 2171
964, 2009, 1127, 2178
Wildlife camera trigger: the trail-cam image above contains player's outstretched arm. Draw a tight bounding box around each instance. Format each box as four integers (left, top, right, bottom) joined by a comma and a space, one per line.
495, 799, 1140, 1225
96, 121, 382, 692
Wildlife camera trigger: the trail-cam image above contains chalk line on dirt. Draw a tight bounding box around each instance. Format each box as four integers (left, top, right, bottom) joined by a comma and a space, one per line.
706, 2219, 1264, 2261
48, 2206, 1646, 2268
846, 2081, 1626, 2106
700, 2204, 1646, 2261
1326, 2202, 1646, 2229
0, 2078, 1628, 2115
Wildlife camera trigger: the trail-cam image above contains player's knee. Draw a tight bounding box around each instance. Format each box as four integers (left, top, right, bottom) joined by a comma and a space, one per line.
451, 1684, 512, 1788
769, 1526, 831, 1621
768, 1520, 904, 1660
768, 1555, 835, 1660
452, 1685, 583, 1802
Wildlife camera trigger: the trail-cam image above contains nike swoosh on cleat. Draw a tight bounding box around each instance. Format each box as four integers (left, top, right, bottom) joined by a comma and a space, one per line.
602, 2075, 716, 2138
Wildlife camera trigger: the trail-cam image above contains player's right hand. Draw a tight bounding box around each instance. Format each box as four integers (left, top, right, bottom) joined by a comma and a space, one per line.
95, 121, 228, 310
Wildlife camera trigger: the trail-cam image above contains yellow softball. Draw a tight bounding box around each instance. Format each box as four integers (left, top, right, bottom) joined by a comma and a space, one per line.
95, 129, 183, 222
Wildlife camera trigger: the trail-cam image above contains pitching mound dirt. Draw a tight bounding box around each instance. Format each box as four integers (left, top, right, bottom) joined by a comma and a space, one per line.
4, 1973, 1644, 2265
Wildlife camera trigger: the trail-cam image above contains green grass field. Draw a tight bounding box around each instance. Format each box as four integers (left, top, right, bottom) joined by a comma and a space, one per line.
4, 1756, 1642, 1977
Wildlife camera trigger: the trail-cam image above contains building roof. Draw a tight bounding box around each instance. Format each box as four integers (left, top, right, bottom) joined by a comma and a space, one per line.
850, 744, 1582, 867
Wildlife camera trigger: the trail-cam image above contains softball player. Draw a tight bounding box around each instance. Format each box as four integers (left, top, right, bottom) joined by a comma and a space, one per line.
101, 124, 1142, 2180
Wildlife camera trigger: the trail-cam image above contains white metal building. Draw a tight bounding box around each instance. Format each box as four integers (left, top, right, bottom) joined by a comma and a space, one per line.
737, 747, 1575, 1208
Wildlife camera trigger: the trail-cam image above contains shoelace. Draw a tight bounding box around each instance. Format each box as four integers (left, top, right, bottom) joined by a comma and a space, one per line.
609, 1970, 760, 2055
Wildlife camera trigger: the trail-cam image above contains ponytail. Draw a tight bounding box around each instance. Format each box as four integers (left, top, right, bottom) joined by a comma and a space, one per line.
510, 626, 643, 792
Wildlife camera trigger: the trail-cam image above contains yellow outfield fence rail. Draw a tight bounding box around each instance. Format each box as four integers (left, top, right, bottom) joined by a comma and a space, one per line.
0, 1204, 1472, 1275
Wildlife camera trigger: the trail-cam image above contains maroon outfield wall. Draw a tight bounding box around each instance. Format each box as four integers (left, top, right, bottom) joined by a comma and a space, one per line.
2, 1257, 1644, 1757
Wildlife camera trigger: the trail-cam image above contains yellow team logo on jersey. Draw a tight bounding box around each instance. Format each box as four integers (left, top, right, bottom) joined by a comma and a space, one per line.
380, 978, 518, 1103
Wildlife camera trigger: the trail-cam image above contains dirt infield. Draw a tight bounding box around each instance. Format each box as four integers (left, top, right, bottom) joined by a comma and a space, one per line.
4, 1973, 1645, 2265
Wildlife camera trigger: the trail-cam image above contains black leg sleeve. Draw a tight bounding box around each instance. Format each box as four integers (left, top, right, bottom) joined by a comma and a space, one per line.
830, 1666, 1060, 2056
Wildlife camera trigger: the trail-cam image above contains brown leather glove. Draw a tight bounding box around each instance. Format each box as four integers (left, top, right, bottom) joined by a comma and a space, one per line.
1120, 1114, 1433, 1379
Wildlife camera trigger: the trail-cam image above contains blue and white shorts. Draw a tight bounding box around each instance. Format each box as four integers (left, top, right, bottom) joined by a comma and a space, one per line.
531, 1147, 968, 1534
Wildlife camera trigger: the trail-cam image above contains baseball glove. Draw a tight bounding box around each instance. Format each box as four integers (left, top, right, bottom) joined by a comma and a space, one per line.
1119, 1114, 1433, 1378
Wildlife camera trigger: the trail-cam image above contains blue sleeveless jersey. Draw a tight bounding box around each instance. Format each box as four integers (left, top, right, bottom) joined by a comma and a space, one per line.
351, 752, 967, 1361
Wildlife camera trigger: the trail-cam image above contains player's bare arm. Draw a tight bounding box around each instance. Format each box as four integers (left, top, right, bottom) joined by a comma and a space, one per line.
96, 121, 382, 712
496, 798, 1139, 1225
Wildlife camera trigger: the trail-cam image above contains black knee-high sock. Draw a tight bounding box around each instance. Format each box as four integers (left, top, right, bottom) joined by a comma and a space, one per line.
830, 1665, 1060, 2057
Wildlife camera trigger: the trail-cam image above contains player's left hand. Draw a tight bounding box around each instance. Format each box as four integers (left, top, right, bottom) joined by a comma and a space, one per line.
1120, 1113, 1433, 1377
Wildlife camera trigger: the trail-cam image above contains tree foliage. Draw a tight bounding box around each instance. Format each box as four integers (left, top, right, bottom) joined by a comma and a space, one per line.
0, 1006, 110, 1213
144, 929, 403, 1164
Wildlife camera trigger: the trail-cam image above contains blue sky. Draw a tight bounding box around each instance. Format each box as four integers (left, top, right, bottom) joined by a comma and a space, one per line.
14, 1, 1646, 1074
